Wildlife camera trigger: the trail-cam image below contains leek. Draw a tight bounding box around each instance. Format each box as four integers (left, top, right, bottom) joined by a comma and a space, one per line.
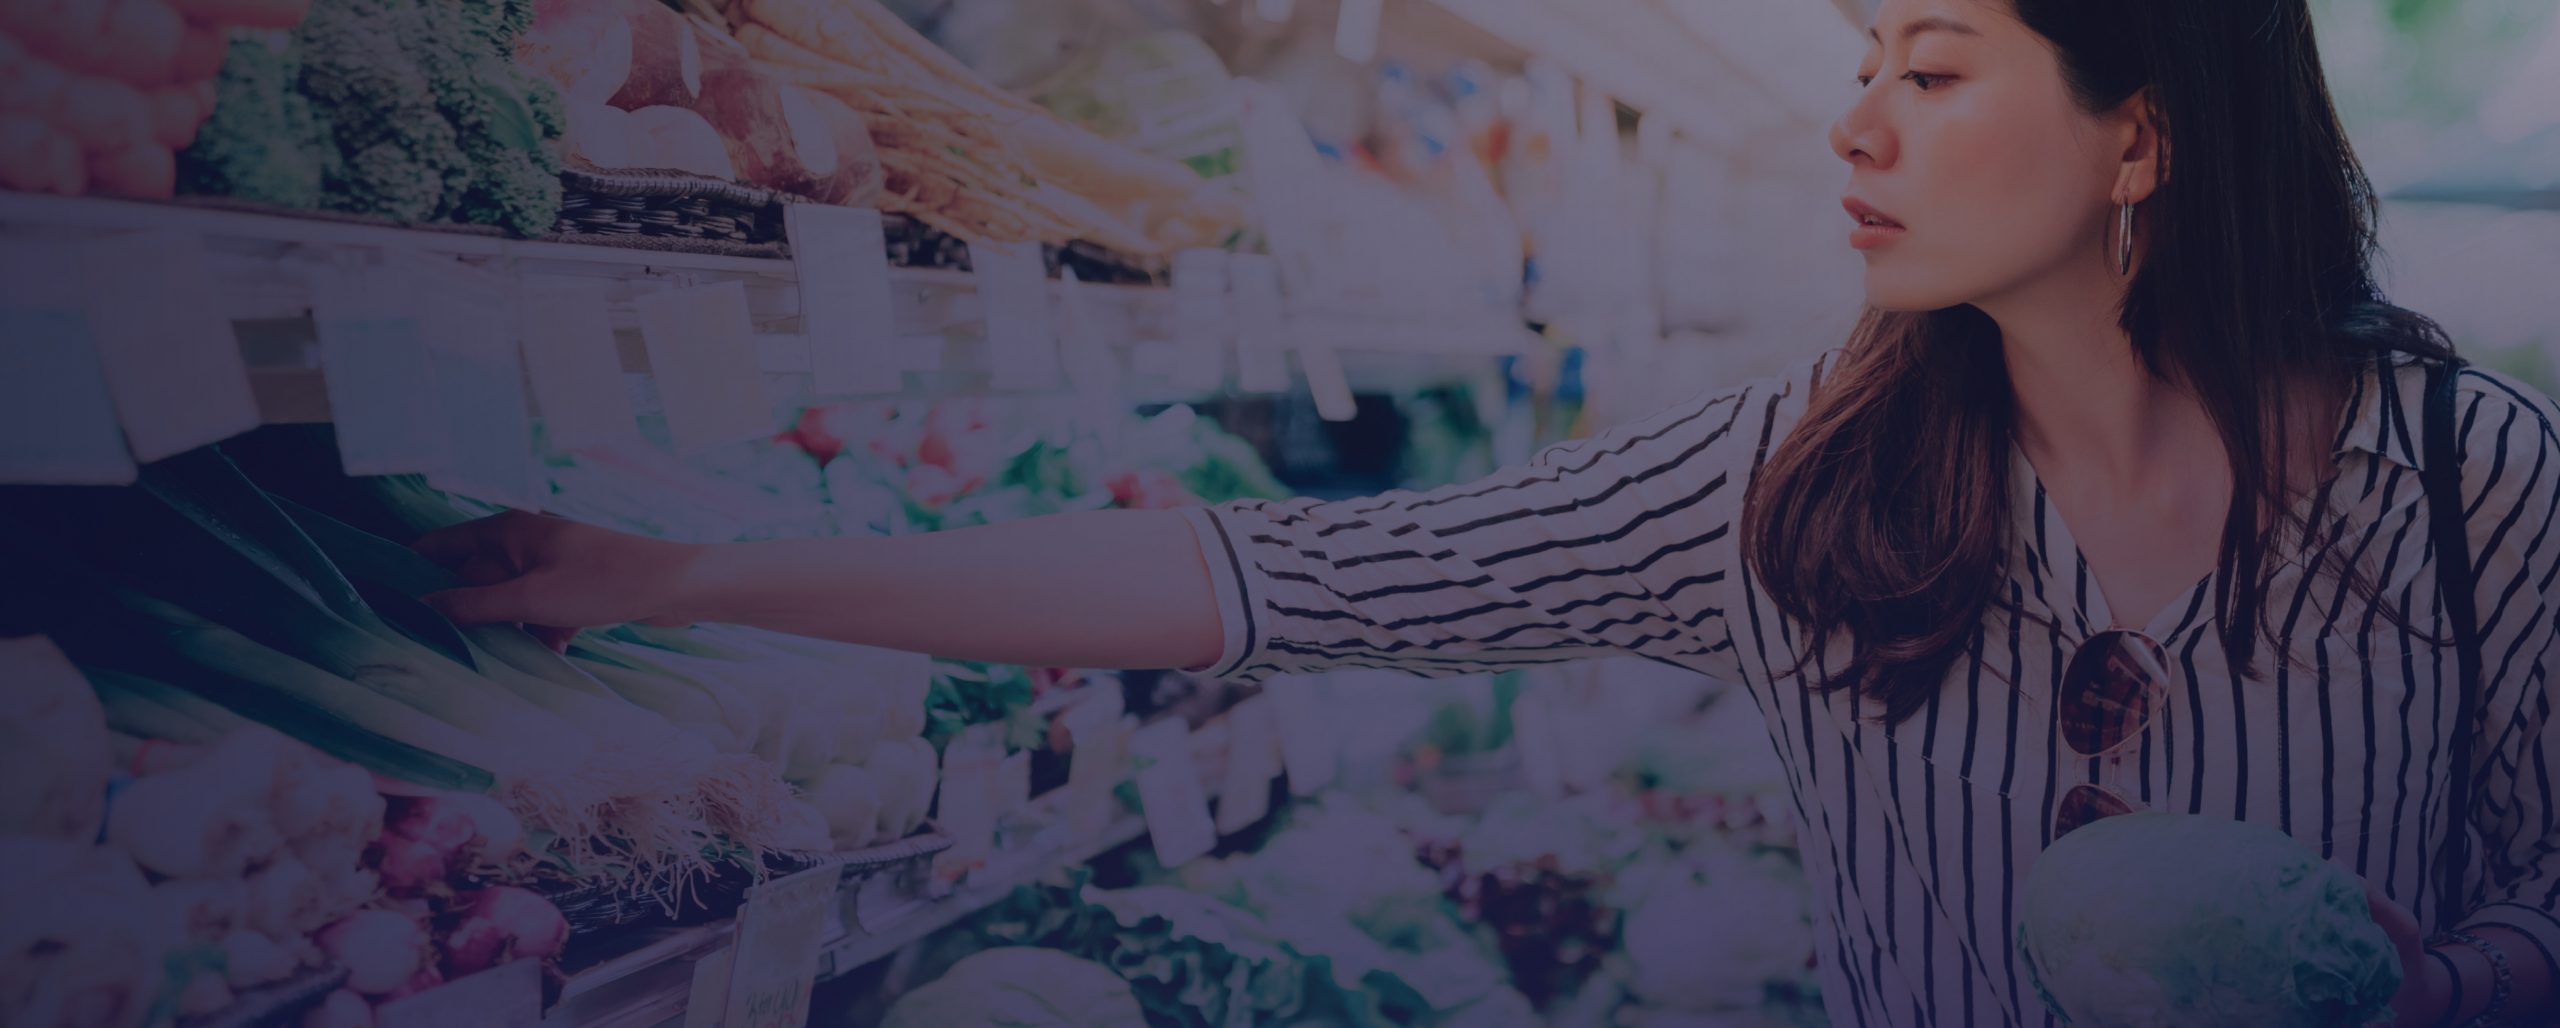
86, 668, 252, 746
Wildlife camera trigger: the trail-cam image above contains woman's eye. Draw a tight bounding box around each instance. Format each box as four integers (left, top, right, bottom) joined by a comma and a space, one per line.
1856, 74, 1875, 87
1904, 71, 1950, 91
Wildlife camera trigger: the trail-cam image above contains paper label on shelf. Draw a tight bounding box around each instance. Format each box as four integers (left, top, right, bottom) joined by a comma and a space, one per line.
720, 862, 842, 1028
1229, 254, 1292, 394
1131, 718, 1215, 869
1215, 695, 1282, 834
938, 723, 1007, 864
971, 242, 1059, 391
681, 945, 734, 1028
0, 244, 132, 485
310, 259, 445, 476
413, 257, 540, 510
1168, 248, 1229, 392
1056, 269, 1121, 404
1060, 689, 1130, 840
76, 231, 260, 461
1296, 335, 1358, 422
635, 280, 771, 453
786, 205, 902, 395
1268, 674, 1338, 796
1335, 0, 1381, 62
516, 275, 638, 453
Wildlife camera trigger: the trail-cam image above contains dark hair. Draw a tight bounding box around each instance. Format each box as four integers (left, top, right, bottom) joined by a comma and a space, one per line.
1741, 0, 2457, 727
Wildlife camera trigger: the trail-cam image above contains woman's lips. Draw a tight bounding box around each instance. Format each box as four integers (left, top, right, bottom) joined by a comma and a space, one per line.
1842, 197, 1906, 251
1850, 222, 1906, 250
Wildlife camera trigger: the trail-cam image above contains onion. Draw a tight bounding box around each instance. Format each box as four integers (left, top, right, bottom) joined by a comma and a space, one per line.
384, 794, 524, 871
369, 833, 450, 898
384, 796, 474, 854
313, 910, 428, 996
440, 888, 569, 977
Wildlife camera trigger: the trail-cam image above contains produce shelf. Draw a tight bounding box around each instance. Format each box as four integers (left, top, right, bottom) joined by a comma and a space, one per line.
544, 708, 1246, 1028
0, 191, 1540, 428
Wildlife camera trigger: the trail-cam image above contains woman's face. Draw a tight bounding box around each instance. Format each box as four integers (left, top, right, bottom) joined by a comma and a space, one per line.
1830, 0, 2134, 312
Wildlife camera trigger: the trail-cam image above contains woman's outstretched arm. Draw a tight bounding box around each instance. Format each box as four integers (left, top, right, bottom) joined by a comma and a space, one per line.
415, 507, 1227, 672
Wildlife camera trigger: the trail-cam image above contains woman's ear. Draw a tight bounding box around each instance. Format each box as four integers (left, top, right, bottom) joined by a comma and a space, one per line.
2114, 87, 2167, 204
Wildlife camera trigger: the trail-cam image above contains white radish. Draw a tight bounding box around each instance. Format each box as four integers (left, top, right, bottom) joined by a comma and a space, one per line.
807, 764, 881, 851
223, 930, 300, 989
314, 910, 428, 996
106, 730, 291, 880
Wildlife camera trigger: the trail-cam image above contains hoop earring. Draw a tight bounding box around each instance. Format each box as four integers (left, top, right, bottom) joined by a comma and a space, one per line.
2116, 200, 2136, 276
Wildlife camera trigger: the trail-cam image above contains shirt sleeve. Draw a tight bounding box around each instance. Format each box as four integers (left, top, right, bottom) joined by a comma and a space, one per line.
1175, 352, 1830, 688
2450, 370, 2560, 982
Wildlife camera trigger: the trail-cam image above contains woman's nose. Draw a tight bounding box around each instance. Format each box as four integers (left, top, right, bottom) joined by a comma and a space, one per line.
1830, 93, 1896, 168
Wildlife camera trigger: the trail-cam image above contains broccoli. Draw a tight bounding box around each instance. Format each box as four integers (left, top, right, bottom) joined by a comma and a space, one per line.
178, 0, 564, 236
414, 0, 562, 237
178, 34, 337, 211
294, 0, 461, 224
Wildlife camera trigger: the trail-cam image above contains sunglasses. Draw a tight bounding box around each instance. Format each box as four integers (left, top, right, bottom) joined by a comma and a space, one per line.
2053, 629, 2173, 839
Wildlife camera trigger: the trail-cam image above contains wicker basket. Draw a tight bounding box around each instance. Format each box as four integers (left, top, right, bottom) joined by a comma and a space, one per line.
548, 167, 1166, 280
547, 167, 793, 258
544, 832, 956, 934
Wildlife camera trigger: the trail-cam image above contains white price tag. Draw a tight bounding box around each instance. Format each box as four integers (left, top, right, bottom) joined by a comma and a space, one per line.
937, 723, 1007, 863
634, 280, 771, 452
311, 258, 445, 475
516, 275, 638, 453
1059, 689, 1130, 840
971, 242, 1060, 391
1215, 696, 1282, 834
1056, 269, 1121, 404
1169, 248, 1228, 392
1334, 0, 1381, 62
1228, 254, 1291, 394
76, 232, 259, 461
1268, 674, 1338, 796
720, 862, 841, 1028
0, 244, 132, 484
785, 205, 902, 395
1131, 719, 1215, 869
1297, 335, 1357, 422
414, 258, 541, 510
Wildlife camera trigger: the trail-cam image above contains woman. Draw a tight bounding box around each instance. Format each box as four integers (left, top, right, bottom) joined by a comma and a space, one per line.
421, 0, 2560, 1024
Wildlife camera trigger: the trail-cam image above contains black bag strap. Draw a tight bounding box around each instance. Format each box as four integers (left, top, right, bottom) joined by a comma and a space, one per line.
2422, 353, 2484, 926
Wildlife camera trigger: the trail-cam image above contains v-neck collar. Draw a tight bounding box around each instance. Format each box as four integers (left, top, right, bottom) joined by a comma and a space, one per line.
2007, 353, 2409, 642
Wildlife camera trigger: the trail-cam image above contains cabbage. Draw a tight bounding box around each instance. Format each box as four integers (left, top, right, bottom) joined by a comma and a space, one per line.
881, 947, 1145, 1028
2016, 813, 2400, 1027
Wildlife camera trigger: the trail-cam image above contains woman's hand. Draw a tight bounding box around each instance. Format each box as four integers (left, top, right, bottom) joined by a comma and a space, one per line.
412, 511, 705, 645
2365, 877, 2455, 1028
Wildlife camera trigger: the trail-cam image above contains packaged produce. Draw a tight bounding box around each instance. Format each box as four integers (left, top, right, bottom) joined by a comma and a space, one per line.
2017, 812, 2400, 1028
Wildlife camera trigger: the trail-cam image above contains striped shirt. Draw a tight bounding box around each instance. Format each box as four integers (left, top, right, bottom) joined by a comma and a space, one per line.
1176, 349, 2560, 1027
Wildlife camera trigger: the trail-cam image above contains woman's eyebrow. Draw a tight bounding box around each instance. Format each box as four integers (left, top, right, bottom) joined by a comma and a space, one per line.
1868, 16, 1981, 45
